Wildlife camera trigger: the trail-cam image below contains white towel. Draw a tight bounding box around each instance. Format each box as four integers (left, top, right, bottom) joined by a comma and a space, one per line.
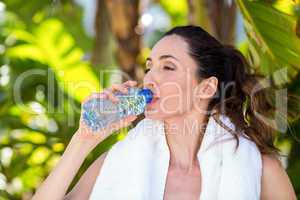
89, 114, 262, 200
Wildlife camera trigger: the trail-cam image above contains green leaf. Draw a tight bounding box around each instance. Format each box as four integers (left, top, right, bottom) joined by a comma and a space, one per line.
7, 19, 101, 101
160, 0, 188, 26
237, 0, 300, 85
27, 146, 51, 165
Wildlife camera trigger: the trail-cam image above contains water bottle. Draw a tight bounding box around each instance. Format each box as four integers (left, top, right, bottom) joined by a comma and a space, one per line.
82, 87, 153, 132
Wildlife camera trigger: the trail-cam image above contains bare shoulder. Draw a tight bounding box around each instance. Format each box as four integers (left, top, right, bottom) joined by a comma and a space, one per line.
261, 154, 297, 200
64, 151, 108, 200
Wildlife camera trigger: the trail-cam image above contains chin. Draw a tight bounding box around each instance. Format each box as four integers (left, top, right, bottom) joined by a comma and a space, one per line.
144, 113, 163, 121
144, 108, 164, 120
144, 109, 177, 121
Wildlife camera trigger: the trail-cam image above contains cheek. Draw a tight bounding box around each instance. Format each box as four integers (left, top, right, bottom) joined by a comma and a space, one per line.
159, 78, 195, 114
144, 72, 197, 119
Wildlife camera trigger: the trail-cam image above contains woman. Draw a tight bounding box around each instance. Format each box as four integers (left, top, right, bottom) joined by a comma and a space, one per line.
32, 26, 296, 200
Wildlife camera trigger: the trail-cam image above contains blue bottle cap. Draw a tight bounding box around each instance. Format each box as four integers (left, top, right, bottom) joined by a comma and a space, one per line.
138, 88, 153, 104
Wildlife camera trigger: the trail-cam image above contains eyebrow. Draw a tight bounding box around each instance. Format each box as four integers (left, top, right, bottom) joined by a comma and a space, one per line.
146, 54, 179, 62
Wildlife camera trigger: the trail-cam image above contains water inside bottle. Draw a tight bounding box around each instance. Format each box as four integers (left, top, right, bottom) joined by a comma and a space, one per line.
82, 87, 152, 132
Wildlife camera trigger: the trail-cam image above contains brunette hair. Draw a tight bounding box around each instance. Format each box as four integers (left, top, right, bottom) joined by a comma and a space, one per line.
162, 25, 280, 156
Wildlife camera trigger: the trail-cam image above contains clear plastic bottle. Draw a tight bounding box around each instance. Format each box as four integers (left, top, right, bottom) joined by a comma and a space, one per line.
82, 87, 153, 132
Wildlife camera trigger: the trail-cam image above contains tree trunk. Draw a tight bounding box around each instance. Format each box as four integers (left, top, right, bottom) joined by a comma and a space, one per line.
188, 0, 213, 34
105, 0, 142, 83
188, 0, 237, 45
91, 0, 112, 68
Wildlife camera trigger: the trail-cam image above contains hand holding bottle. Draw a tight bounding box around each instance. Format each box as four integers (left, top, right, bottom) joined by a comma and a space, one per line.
73, 80, 139, 147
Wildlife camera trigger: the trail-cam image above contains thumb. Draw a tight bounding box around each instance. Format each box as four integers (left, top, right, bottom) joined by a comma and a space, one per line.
119, 115, 137, 127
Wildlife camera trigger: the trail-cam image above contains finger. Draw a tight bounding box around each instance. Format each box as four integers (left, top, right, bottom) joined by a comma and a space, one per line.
102, 89, 119, 103
103, 120, 120, 133
122, 116, 137, 127
123, 80, 138, 88
119, 115, 137, 127
124, 115, 137, 122
111, 83, 129, 94
111, 118, 133, 131
83, 92, 107, 103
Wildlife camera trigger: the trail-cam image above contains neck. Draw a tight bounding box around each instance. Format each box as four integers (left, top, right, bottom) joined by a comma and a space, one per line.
163, 111, 209, 174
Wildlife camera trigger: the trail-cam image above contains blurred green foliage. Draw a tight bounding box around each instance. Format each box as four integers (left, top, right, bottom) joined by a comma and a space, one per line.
237, 0, 300, 85
160, 0, 188, 26
7, 18, 100, 101
0, 1, 129, 199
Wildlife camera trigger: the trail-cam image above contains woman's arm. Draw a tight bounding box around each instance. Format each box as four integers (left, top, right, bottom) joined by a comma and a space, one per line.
64, 151, 108, 200
32, 134, 98, 200
261, 155, 297, 200
32, 80, 138, 200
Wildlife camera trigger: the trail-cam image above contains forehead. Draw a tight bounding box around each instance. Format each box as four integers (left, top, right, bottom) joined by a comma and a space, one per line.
149, 35, 198, 74
150, 35, 190, 61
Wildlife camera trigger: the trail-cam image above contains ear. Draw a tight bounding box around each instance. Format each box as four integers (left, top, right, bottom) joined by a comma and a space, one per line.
196, 76, 218, 99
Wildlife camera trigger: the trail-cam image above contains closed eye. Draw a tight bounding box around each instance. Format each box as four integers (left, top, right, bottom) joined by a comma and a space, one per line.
144, 66, 175, 73
164, 66, 174, 70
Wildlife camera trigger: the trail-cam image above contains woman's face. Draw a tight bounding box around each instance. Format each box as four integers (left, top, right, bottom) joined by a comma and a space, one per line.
143, 35, 203, 120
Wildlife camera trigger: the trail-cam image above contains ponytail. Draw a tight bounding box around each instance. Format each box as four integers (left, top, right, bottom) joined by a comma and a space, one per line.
215, 45, 280, 156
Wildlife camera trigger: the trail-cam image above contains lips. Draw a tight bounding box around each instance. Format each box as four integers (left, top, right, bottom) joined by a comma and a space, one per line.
143, 87, 160, 103
152, 96, 160, 101
149, 96, 160, 105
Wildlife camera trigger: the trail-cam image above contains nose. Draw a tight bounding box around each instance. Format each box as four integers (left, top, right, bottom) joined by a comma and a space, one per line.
144, 82, 155, 91
143, 79, 160, 97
